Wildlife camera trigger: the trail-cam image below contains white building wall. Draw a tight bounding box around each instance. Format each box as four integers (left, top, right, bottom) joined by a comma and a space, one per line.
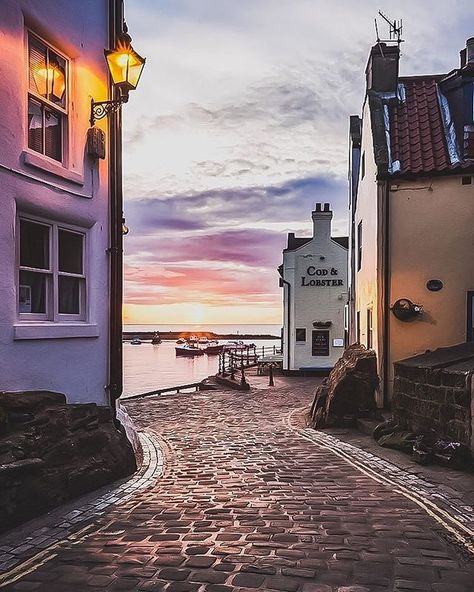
0, 1, 111, 404
282, 205, 348, 371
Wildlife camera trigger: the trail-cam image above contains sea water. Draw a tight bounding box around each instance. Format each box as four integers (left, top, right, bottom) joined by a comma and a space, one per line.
122, 325, 281, 398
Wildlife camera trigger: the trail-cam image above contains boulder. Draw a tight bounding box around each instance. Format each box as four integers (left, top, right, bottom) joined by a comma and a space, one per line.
0, 391, 137, 533
0, 390, 66, 412
310, 344, 379, 428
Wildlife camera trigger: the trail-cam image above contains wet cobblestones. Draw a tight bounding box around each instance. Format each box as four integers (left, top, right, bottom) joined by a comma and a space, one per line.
1, 378, 473, 591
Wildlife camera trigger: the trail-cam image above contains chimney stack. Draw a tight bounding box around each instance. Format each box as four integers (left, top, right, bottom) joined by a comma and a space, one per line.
365, 43, 400, 93
461, 37, 474, 68
312, 202, 333, 242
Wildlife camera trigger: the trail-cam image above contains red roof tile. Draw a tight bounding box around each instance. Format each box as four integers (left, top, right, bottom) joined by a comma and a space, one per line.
389, 77, 463, 175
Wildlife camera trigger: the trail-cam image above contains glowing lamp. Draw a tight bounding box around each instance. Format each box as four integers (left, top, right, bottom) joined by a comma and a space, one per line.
90, 31, 145, 126
105, 39, 145, 95
32, 64, 66, 103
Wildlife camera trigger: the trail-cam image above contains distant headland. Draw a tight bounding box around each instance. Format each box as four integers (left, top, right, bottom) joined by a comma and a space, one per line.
122, 330, 280, 341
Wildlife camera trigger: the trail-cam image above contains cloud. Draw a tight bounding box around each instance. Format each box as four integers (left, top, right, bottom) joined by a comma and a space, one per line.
120, 0, 472, 322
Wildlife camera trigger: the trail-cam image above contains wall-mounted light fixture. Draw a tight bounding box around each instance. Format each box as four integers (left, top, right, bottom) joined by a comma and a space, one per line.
121, 217, 129, 236
90, 29, 145, 126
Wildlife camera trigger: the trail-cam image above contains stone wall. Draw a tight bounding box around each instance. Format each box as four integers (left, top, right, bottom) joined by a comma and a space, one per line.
392, 363, 472, 449
0, 391, 137, 533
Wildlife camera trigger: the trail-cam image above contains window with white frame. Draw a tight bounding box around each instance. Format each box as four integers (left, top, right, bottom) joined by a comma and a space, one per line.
18, 218, 86, 321
27, 32, 68, 162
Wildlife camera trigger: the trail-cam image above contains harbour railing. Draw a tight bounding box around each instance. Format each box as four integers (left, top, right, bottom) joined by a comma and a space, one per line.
218, 345, 281, 376
121, 382, 203, 400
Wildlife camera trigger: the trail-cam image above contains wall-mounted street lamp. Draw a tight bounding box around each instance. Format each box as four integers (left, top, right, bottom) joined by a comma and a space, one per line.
90, 31, 145, 126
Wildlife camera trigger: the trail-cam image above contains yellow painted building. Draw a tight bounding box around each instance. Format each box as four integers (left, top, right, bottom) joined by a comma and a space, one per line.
349, 39, 474, 406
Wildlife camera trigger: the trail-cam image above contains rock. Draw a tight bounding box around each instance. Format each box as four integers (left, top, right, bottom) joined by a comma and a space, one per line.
0, 391, 136, 533
0, 391, 66, 412
310, 344, 378, 428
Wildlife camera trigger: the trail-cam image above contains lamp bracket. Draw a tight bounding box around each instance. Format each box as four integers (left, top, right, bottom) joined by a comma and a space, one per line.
90, 97, 125, 126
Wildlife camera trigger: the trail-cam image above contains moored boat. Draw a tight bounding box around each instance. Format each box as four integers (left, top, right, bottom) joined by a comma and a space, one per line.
204, 340, 223, 354
223, 340, 247, 351
175, 343, 204, 356
151, 332, 162, 344
130, 337, 142, 345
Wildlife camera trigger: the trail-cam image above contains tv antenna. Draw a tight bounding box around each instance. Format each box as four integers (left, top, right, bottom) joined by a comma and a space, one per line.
375, 10, 403, 47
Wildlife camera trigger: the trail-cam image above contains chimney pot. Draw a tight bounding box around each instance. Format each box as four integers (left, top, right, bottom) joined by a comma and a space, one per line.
324, 203, 330, 212
365, 42, 400, 93
466, 38, 474, 65
315, 203, 322, 212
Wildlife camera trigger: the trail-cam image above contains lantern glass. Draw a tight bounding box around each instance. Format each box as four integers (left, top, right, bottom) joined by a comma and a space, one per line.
105, 40, 145, 91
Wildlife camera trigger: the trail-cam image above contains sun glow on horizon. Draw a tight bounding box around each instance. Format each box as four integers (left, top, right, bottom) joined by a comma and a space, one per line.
123, 302, 282, 325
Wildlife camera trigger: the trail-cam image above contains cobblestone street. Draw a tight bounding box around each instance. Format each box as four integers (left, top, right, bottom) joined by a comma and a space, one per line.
1, 375, 473, 591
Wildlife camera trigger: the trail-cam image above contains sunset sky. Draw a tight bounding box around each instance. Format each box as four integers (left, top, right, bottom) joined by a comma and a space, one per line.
122, 0, 472, 325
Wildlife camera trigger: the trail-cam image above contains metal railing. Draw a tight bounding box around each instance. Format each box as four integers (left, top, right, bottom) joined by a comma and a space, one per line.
121, 381, 203, 400
218, 345, 280, 377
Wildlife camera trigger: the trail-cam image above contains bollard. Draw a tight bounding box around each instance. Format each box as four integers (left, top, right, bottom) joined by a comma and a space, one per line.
230, 352, 235, 380
240, 364, 248, 387
269, 364, 274, 386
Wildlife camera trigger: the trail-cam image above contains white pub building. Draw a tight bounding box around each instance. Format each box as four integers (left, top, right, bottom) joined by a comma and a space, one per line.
279, 203, 348, 371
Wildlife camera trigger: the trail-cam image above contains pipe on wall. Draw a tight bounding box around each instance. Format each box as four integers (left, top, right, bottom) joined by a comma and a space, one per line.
280, 278, 292, 370
108, 0, 124, 417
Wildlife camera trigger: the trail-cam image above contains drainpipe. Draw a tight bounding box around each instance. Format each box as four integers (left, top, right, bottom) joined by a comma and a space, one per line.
279, 278, 292, 370
382, 179, 390, 408
108, 0, 124, 418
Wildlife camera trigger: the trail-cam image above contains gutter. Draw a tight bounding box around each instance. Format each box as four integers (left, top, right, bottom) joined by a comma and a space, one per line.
279, 278, 292, 370
382, 179, 390, 408
108, 0, 124, 419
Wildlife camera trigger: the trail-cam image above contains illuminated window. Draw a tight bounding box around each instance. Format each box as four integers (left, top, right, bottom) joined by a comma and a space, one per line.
27, 33, 67, 162
19, 218, 86, 321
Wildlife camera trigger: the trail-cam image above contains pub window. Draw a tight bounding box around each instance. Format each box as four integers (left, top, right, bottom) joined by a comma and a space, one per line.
295, 328, 306, 342
19, 217, 86, 321
357, 221, 363, 271
27, 32, 68, 162
367, 308, 373, 350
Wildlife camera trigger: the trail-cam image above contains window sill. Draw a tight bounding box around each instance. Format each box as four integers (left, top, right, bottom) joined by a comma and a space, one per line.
14, 323, 99, 340
22, 150, 84, 186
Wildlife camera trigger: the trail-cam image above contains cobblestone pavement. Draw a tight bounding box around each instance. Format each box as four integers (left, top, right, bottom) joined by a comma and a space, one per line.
1, 377, 474, 591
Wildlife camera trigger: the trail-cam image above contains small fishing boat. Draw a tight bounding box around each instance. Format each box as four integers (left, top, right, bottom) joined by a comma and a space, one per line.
175, 342, 204, 356
198, 336, 209, 344
130, 337, 142, 345
176, 338, 186, 344
151, 332, 162, 344
223, 340, 247, 351
204, 340, 223, 354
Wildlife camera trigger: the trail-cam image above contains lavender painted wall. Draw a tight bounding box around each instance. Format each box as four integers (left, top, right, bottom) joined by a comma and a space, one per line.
0, 1, 112, 404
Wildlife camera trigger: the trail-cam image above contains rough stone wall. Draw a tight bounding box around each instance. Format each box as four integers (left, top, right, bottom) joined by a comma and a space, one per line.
392, 364, 472, 447
0, 391, 137, 533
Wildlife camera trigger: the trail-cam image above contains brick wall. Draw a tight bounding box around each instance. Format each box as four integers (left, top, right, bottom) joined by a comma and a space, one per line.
392, 363, 472, 449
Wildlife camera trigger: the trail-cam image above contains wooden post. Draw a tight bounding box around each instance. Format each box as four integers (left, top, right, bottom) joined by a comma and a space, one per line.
230, 353, 235, 380
269, 364, 274, 386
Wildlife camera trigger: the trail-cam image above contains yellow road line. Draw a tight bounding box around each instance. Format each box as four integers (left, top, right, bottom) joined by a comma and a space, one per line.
286, 407, 474, 556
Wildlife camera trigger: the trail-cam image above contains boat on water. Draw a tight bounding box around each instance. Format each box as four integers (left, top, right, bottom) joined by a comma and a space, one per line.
176, 338, 186, 344
130, 337, 142, 345
175, 342, 204, 356
198, 336, 209, 344
204, 340, 223, 354
188, 335, 199, 343
223, 340, 248, 351
151, 332, 162, 344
